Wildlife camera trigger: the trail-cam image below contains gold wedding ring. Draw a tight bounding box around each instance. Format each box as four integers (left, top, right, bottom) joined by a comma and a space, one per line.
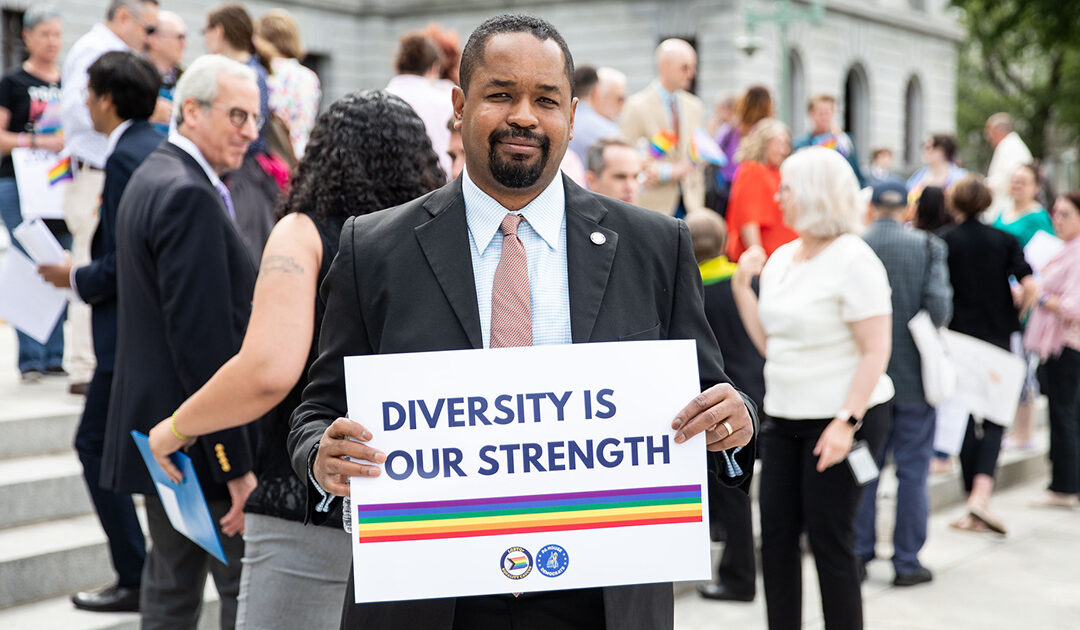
722, 420, 734, 438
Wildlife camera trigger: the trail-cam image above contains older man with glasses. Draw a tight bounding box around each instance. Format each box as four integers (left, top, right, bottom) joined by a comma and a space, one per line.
100, 54, 260, 629
59, 0, 159, 396
146, 10, 187, 134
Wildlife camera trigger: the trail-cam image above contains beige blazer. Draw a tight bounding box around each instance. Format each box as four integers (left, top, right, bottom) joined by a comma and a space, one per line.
620, 84, 706, 215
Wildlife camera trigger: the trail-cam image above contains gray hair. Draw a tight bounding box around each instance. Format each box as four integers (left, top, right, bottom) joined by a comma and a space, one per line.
586, 138, 633, 175
986, 112, 1013, 132
24, 4, 61, 31
107, 0, 157, 21
735, 118, 788, 164
596, 67, 626, 91
173, 54, 257, 127
780, 146, 862, 238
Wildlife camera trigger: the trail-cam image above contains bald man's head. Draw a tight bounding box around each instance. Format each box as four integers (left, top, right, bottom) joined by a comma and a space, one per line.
147, 9, 187, 69
591, 66, 627, 121
656, 38, 696, 92
984, 112, 1013, 147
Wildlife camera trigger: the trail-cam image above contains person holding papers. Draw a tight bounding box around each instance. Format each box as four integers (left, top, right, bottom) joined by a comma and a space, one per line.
145, 91, 445, 630
942, 175, 1035, 535
731, 148, 893, 630
288, 15, 754, 630
1024, 191, 1080, 509
99, 55, 259, 629
37, 51, 162, 614
0, 5, 67, 381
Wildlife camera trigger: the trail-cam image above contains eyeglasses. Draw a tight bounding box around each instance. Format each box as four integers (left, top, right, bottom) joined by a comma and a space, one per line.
133, 15, 157, 35
201, 101, 264, 130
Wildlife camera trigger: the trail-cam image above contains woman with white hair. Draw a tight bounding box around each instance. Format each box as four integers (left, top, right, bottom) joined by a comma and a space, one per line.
733, 146, 893, 630
725, 117, 797, 262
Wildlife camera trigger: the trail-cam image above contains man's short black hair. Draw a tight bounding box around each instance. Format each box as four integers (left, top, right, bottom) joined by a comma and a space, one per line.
458, 14, 574, 95
87, 51, 162, 121
574, 65, 598, 99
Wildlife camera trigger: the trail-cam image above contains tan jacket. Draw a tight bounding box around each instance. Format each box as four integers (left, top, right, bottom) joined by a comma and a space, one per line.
620, 83, 706, 215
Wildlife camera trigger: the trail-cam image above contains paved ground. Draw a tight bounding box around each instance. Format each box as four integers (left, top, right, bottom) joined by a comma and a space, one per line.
674, 472, 1080, 629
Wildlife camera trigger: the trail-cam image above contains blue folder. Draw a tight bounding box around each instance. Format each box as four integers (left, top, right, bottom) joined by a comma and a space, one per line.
131, 431, 227, 564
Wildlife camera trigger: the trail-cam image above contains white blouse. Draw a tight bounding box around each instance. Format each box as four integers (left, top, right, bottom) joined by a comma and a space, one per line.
758, 234, 895, 419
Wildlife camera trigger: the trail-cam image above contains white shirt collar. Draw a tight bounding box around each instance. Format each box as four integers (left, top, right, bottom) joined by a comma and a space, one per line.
167, 131, 224, 189
92, 22, 130, 52
462, 168, 565, 255
105, 120, 134, 159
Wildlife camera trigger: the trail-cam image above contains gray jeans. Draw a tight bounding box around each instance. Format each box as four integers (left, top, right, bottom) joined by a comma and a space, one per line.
236, 513, 352, 630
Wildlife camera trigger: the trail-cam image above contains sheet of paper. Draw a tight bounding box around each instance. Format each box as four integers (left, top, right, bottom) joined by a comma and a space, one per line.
1024, 230, 1064, 274
940, 330, 1026, 427
13, 218, 66, 264
933, 399, 970, 455
345, 340, 711, 603
0, 249, 67, 344
155, 482, 191, 537
12, 148, 66, 221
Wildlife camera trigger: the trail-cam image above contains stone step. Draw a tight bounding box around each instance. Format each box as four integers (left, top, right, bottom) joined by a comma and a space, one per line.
0, 514, 119, 609
0, 581, 221, 630
0, 411, 81, 459
0, 451, 93, 529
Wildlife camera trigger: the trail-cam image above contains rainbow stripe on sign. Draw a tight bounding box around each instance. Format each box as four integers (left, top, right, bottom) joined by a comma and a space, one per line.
354, 484, 703, 543
507, 555, 529, 570
48, 157, 73, 186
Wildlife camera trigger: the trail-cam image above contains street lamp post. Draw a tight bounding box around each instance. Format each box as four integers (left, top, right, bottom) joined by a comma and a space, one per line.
737, 0, 825, 126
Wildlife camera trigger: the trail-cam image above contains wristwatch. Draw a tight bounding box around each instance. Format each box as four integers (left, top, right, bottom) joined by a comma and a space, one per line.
835, 408, 862, 432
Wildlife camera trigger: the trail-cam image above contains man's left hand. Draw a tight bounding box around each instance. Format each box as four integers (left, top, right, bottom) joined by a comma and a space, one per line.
671, 382, 753, 452
37, 253, 73, 289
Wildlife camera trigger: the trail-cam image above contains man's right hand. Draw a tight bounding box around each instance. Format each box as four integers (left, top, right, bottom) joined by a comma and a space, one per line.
313, 417, 386, 496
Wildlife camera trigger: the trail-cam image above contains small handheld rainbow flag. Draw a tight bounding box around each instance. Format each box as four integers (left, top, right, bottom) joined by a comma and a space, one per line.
690, 128, 728, 167
48, 156, 73, 186
649, 130, 678, 158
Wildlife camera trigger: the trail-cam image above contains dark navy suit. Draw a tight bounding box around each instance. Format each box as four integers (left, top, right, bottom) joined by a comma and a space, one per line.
72, 119, 162, 588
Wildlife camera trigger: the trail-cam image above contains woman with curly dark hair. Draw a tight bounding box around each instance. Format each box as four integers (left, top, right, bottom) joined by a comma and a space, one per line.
146, 90, 444, 629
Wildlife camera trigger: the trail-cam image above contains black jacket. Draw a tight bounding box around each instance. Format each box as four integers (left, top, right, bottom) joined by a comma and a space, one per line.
102, 141, 255, 499
288, 175, 755, 630
73, 119, 162, 372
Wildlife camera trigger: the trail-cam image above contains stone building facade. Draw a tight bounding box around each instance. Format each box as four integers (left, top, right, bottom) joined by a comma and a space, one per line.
2, 0, 960, 172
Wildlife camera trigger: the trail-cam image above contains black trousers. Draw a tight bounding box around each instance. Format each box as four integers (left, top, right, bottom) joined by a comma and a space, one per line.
959, 417, 1005, 493
708, 475, 756, 595
74, 369, 146, 587
1038, 347, 1080, 494
140, 495, 245, 630
451, 590, 605, 630
759, 404, 890, 630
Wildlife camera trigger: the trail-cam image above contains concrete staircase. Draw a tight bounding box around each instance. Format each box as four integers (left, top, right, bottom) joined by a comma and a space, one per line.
0, 324, 220, 629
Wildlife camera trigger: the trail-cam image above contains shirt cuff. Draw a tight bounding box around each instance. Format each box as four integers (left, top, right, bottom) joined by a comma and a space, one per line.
69, 267, 85, 303
719, 446, 744, 478
307, 445, 336, 514
658, 162, 673, 182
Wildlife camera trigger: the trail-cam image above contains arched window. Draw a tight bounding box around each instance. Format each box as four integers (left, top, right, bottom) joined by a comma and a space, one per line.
786, 49, 805, 137
903, 75, 924, 168
843, 63, 870, 163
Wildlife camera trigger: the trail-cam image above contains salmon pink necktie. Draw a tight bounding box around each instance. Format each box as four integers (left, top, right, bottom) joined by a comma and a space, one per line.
489, 213, 532, 348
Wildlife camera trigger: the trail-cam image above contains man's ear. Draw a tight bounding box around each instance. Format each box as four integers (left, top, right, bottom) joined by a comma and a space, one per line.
451, 86, 465, 131
568, 96, 577, 141
585, 170, 596, 190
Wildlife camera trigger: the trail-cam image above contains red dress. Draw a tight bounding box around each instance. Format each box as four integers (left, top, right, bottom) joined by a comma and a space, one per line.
725, 161, 798, 261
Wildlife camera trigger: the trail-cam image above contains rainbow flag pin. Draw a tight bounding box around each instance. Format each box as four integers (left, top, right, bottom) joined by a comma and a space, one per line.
649, 130, 678, 158
48, 156, 73, 186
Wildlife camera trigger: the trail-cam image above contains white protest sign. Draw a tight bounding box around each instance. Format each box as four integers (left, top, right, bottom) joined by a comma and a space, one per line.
345, 340, 712, 603
941, 330, 1025, 427
12, 148, 67, 221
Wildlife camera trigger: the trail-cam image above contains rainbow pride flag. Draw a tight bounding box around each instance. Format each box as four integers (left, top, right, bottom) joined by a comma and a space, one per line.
649, 130, 678, 158
47, 156, 73, 186
353, 484, 703, 543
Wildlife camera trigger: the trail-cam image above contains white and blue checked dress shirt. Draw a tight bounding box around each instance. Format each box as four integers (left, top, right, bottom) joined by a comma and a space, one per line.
462, 169, 572, 348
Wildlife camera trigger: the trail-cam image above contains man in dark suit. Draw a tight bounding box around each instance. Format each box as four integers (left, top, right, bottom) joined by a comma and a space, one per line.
38, 51, 163, 613
288, 15, 755, 630
99, 54, 261, 630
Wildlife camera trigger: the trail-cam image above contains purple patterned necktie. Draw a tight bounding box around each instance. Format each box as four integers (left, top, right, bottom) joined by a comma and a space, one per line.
214, 180, 236, 221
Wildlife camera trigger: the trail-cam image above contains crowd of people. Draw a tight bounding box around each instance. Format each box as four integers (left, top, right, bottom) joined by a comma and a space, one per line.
2, 3, 1078, 630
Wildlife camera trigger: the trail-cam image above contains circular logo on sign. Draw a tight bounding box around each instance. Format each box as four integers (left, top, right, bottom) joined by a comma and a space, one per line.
500, 546, 533, 580
536, 544, 569, 577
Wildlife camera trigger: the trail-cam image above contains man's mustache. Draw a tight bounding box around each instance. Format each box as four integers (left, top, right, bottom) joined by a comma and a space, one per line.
489, 127, 550, 150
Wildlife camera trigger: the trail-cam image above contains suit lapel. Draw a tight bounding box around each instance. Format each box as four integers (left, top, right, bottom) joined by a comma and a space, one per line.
564, 176, 618, 343
414, 179, 483, 349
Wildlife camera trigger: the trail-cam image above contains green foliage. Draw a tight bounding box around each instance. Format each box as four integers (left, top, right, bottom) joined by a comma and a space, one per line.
951, 0, 1080, 169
